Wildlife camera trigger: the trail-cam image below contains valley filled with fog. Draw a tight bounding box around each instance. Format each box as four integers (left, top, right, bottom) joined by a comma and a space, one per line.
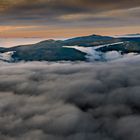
0, 58, 140, 140
0, 0, 140, 139
64, 42, 139, 62
0, 34, 140, 140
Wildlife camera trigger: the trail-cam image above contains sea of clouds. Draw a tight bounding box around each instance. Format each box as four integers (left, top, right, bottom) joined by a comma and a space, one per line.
0, 58, 140, 140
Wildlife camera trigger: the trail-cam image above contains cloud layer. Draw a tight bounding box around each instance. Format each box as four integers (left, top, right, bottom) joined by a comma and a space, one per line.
0, 60, 140, 140
0, 0, 140, 28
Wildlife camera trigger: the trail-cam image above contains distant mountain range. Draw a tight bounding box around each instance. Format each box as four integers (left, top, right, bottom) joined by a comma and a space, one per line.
114, 33, 140, 38
0, 34, 140, 62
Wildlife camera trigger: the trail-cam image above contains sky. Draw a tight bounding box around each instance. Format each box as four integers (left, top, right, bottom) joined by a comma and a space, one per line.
0, 0, 140, 38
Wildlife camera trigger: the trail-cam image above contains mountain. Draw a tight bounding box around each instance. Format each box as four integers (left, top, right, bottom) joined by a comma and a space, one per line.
0, 34, 140, 62
96, 37, 140, 54
0, 47, 6, 52
64, 34, 118, 46
0, 39, 86, 62
114, 33, 140, 38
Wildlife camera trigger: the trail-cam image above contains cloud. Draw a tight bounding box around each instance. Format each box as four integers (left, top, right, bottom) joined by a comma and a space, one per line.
0, 0, 140, 27
0, 60, 140, 139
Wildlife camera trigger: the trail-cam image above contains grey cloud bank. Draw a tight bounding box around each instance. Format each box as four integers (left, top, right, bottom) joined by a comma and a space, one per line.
0, 60, 140, 140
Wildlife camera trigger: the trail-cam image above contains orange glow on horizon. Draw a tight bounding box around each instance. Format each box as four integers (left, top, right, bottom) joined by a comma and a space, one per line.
0, 25, 140, 38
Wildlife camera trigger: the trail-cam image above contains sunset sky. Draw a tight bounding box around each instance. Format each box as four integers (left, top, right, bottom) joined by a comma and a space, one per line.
0, 0, 140, 38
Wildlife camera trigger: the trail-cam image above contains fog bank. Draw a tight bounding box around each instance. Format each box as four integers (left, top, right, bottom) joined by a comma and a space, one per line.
0, 60, 140, 140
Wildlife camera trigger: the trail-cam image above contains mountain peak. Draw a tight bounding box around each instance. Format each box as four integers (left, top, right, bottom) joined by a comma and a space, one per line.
37, 39, 55, 44
90, 34, 102, 37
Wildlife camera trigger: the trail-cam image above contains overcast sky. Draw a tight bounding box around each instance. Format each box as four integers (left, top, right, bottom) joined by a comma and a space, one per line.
0, 0, 140, 38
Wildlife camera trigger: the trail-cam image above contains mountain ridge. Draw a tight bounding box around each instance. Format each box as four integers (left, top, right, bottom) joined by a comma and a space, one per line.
0, 34, 140, 62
